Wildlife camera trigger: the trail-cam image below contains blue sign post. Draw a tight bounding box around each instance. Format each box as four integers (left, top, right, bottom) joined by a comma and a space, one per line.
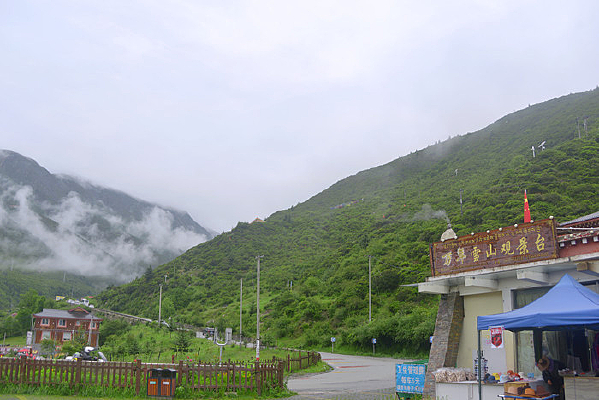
395, 363, 427, 399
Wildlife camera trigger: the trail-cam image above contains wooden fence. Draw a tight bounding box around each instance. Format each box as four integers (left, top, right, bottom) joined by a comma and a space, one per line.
0, 351, 320, 395
284, 350, 321, 373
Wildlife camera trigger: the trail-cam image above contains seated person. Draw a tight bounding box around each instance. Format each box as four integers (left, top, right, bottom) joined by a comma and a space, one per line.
537, 356, 566, 400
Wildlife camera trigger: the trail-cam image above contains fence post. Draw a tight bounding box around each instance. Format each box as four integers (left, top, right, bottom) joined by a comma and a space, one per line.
255, 360, 261, 396
278, 360, 284, 389
287, 354, 291, 372
19, 357, 25, 384
299, 351, 302, 370
135, 359, 141, 395
178, 360, 184, 386
75, 358, 82, 387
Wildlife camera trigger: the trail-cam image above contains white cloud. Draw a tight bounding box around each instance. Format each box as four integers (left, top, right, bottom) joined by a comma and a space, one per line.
0, 182, 206, 281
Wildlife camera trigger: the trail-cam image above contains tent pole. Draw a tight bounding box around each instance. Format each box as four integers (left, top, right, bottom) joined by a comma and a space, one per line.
478, 329, 482, 400
533, 329, 543, 362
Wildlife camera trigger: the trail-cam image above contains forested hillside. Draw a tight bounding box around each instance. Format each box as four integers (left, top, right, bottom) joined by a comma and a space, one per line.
0, 269, 113, 311
97, 88, 599, 355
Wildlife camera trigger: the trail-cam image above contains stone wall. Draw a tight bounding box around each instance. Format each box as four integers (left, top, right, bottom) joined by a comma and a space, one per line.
423, 292, 464, 398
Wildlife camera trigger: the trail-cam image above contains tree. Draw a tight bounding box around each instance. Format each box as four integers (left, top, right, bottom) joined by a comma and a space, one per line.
19, 289, 42, 311
173, 330, 192, 353
125, 333, 140, 357
143, 266, 153, 281
40, 339, 57, 358
143, 341, 154, 362
98, 318, 130, 346
14, 289, 48, 335
62, 326, 89, 356
215, 316, 227, 339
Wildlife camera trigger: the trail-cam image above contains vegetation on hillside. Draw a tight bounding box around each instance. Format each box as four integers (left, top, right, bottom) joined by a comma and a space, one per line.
0, 268, 112, 312
98, 89, 599, 356
0, 289, 61, 338
11, 89, 599, 357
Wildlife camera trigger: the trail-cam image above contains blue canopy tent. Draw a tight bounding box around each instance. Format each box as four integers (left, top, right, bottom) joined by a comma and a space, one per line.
478, 274, 599, 332
475, 274, 599, 399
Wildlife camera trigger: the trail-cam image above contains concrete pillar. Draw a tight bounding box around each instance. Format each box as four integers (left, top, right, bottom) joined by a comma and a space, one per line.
423, 292, 464, 398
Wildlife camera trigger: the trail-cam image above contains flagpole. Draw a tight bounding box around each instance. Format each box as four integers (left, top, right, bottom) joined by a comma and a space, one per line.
524, 190, 531, 223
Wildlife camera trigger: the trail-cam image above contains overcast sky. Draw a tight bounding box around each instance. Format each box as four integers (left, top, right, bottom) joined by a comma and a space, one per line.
2, 1, 598, 233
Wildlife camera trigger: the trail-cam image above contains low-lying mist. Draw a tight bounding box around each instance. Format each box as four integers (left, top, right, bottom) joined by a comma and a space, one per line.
0, 182, 208, 283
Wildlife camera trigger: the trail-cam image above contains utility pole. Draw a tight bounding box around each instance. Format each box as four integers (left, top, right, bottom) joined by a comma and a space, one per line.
158, 284, 163, 327
368, 255, 372, 323
239, 278, 243, 343
256, 255, 263, 361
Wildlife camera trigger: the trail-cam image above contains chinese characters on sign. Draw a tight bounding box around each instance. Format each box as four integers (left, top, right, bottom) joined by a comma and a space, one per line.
430, 219, 557, 277
396, 363, 426, 394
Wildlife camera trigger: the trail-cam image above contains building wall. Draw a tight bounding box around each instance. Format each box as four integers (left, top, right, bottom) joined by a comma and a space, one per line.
423, 292, 464, 398
32, 316, 101, 347
559, 240, 599, 258
457, 291, 516, 372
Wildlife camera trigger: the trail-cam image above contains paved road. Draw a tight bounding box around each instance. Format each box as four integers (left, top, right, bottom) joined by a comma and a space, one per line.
287, 352, 411, 399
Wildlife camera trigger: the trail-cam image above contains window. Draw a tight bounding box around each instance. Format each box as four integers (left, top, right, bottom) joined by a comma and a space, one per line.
92, 321, 99, 329
41, 331, 51, 340
58, 319, 66, 327
62, 332, 71, 341
41, 318, 49, 326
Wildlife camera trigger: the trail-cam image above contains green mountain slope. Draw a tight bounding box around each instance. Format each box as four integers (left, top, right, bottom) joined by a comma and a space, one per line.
0, 268, 115, 311
97, 88, 599, 355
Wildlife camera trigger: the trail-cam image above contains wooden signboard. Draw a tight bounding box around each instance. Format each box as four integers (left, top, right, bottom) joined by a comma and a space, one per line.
430, 219, 558, 277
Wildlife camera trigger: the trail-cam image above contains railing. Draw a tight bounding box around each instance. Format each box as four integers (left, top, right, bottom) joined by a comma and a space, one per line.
284, 350, 321, 373
0, 351, 321, 395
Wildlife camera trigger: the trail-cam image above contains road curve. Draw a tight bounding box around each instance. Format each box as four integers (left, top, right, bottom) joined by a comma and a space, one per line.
286, 352, 412, 400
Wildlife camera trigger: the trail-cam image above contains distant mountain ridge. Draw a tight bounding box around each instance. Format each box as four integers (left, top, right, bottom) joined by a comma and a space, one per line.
0, 149, 213, 281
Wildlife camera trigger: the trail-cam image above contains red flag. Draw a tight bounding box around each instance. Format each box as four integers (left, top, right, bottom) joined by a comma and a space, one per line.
524, 190, 531, 223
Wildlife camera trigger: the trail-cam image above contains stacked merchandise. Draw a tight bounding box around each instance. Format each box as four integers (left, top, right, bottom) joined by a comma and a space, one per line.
432, 368, 476, 382
504, 383, 551, 398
